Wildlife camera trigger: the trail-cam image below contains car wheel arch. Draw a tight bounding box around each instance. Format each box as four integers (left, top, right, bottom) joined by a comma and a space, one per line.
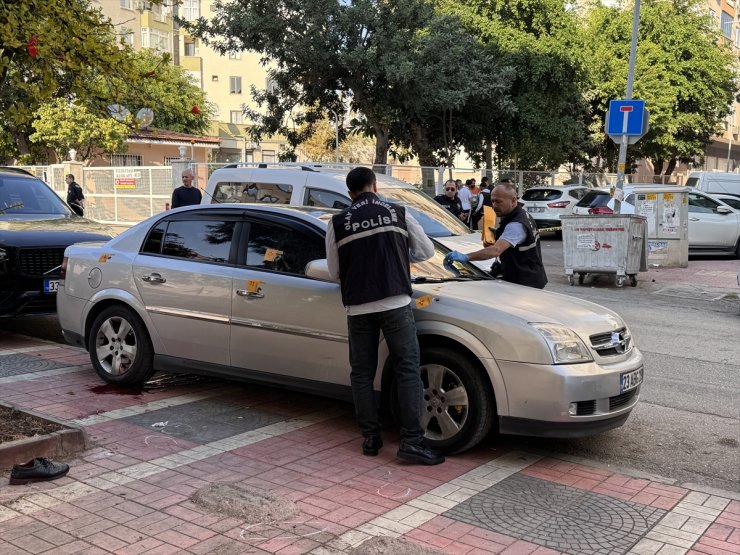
83, 292, 162, 353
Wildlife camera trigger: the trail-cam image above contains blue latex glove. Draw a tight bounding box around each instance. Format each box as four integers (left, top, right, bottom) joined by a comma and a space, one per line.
444, 251, 469, 264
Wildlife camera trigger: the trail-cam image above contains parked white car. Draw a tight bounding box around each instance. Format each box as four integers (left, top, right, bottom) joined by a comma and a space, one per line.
57, 204, 644, 454
685, 171, 740, 198
201, 164, 488, 264
710, 193, 740, 211
520, 185, 591, 232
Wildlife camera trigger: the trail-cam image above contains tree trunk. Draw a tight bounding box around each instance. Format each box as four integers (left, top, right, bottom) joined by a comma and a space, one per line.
409, 123, 436, 167
373, 125, 389, 167
664, 158, 677, 176
653, 158, 664, 175
484, 140, 493, 178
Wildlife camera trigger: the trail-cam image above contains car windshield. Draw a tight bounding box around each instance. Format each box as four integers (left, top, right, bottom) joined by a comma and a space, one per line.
522, 189, 562, 202
411, 242, 490, 281
576, 191, 611, 208
377, 188, 471, 237
0, 176, 70, 216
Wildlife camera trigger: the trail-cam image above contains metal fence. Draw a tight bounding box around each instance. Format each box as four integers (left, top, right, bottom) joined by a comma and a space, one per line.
12, 162, 681, 227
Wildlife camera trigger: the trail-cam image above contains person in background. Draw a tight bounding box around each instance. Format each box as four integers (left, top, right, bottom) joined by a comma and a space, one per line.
457, 179, 473, 223
471, 177, 492, 230
445, 182, 547, 289
326, 167, 444, 465
434, 179, 466, 222
171, 169, 202, 208
65, 174, 85, 217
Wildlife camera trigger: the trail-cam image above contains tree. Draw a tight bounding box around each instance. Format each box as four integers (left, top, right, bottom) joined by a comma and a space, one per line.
440, 0, 594, 169
296, 118, 375, 163
30, 99, 131, 163
584, 0, 738, 175
0, 0, 133, 159
185, 0, 511, 165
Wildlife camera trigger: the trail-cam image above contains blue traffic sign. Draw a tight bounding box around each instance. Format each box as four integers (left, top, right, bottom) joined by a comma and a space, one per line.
606, 99, 646, 135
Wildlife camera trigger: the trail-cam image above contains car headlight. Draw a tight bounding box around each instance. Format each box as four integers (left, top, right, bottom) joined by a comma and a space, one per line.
529, 323, 593, 364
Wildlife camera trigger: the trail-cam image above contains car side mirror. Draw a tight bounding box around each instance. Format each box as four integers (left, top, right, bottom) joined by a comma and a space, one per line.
716, 206, 733, 215
305, 259, 335, 281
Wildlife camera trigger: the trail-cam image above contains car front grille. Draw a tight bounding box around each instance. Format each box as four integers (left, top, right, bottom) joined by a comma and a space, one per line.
573, 386, 640, 416
18, 248, 65, 277
589, 327, 631, 357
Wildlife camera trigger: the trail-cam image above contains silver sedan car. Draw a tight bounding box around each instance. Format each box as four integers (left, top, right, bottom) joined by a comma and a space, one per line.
57, 204, 644, 453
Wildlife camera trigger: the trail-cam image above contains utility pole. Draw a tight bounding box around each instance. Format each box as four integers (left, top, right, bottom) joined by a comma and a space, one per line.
614, 0, 641, 214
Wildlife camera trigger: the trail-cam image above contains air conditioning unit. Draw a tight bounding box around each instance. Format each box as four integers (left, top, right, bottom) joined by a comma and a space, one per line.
134, 0, 145, 11
245, 142, 259, 150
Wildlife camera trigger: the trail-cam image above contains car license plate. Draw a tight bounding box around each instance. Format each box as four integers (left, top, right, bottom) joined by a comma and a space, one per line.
43, 280, 59, 293
527, 207, 545, 213
620, 368, 643, 393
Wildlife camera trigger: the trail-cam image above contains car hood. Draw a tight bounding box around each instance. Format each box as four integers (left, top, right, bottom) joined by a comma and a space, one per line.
415, 279, 625, 340
0, 215, 114, 247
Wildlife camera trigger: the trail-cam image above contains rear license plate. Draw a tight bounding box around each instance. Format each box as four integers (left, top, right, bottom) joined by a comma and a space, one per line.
620, 368, 643, 393
43, 280, 59, 293
527, 207, 545, 213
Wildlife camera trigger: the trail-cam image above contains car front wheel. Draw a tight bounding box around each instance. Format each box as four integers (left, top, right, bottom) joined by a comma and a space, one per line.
88, 305, 154, 387
391, 346, 495, 454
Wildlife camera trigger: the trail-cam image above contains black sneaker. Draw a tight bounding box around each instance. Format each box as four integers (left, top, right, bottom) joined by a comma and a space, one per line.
397, 442, 445, 465
362, 435, 383, 456
9, 458, 70, 485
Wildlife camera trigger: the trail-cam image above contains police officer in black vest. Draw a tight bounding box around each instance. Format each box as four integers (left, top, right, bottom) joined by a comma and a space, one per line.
326, 167, 444, 465
444, 182, 547, 289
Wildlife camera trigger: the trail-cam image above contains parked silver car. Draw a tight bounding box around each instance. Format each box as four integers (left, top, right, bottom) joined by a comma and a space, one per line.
57, 204, 644, 453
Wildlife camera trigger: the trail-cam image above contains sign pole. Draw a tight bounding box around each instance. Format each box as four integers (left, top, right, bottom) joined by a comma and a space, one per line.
614, 0, 641, 214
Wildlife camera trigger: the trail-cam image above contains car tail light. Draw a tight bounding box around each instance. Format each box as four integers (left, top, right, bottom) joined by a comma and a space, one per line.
60, 256, 68, 281
588, 206, 613, 215
548, 201, 570, 208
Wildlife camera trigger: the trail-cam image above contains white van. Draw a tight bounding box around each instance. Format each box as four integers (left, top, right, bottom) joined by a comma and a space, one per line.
685, 171, 740, 198
202, 163, 487, 260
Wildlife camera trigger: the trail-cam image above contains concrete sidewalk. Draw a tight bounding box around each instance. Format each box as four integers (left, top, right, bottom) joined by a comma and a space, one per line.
0, 333, 738, 555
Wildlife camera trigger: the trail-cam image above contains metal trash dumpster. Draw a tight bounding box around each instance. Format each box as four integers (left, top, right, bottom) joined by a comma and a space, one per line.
561, 214, 648, 287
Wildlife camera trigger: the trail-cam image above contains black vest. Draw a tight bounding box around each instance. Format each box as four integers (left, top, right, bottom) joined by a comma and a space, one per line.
480, 188, 492, 207
331, 192, 413, 306
494, 205, 548, 289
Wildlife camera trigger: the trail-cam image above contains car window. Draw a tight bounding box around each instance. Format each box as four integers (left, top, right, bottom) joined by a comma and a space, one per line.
685, 177, 699, 188
624, 194, 635, 205
160, 220, 236, 263
142, 221, 167, 254
245, 221, 325, 275
378, 188, 470, 237
688, 193, 720, 213
568, 189, 584, 200
213, 181, 293, 204
522, 189, 562, 201
0, 176, 70, 216
576, 191, 610, 208
305, 188, 351, 209
719, 197, 740, 210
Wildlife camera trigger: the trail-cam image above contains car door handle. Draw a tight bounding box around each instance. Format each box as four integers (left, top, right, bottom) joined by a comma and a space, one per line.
236, 289, 264, 299
141, 273, 166, 284
689, 217, 700, 221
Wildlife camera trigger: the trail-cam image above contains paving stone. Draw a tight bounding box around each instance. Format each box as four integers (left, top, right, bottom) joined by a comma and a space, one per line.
443, 474, 667, 555
120, 399, 285, 444
0, 353, 70, 376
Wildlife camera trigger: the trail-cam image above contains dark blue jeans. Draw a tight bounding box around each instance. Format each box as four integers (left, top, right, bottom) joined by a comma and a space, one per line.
347, 303, 424, 445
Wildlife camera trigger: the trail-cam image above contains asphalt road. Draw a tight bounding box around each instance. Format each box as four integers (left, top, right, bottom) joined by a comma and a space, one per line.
1, 237, 738, 492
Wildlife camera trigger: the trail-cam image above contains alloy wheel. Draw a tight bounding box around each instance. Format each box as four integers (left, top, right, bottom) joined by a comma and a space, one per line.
420, 363, 470, 441
94, 316, 138, 376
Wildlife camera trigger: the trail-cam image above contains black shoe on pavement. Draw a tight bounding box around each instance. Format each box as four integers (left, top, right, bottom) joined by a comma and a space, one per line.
362, 435, 383, 456
397, 441, 445, 465
9, 458, 70, 485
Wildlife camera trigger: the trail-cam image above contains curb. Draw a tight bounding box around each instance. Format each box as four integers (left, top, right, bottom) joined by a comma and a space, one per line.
0, 401, 87, 470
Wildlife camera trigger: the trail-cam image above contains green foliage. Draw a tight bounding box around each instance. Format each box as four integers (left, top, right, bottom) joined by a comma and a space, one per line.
584, 0, 738, 172
30, 99, 130, 162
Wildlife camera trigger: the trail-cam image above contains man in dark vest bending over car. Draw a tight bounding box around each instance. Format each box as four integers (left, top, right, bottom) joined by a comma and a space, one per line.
325, 167, 444, 465
445, 181, 547, 289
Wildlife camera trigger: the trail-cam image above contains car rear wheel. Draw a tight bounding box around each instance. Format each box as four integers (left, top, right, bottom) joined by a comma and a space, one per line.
390, 346, 495, 454
88, 305, 154, 387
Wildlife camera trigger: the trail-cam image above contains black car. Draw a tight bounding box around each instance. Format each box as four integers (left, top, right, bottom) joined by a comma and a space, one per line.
0, 167, 114, 316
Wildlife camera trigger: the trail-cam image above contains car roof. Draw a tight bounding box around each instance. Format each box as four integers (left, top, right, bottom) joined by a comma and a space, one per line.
169, 202, 339, 226
0, 167, 35, 177
209, 164, 416, 190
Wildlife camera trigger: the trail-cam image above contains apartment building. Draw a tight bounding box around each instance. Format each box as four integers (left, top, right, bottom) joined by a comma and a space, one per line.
705, 0, 740, 171
95, 0, 285, 164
